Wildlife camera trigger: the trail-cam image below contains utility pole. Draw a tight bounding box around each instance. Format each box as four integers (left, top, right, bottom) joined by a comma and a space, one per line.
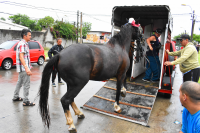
191, 10, 195, 41
77, 10, 79, 43
80, 12, 83, 44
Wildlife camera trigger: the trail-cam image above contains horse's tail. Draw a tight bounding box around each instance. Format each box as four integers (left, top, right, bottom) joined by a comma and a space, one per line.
38, 54, 59, 128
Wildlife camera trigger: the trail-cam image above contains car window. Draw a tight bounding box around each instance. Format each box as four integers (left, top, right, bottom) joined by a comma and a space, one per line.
0, 41, 18, 50
28, 42, 40, 49
14, 45, 17, 51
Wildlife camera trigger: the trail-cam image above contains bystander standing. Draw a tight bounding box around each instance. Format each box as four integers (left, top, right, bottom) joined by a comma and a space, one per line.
164, 34, 200, 82
12, 29, 35, 106
48, 38, 64, 87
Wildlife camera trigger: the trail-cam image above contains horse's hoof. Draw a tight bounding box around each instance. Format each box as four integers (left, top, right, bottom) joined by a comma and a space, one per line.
78, 114, 85, 119
114, 102, 121, 113
68, 128, 77, 133
120, 91, 126, 97
114, 109, 122, 113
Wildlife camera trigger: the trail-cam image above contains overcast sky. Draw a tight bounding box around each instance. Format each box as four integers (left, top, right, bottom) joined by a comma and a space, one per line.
0, 0, 200, 38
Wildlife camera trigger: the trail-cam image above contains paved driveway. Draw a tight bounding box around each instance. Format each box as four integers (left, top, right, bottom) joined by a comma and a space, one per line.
0, 63, 183, 133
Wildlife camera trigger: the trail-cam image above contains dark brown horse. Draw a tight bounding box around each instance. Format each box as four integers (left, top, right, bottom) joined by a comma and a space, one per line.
38, 21, 142, 133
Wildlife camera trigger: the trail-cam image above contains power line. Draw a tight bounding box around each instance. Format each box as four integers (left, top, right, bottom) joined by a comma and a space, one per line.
0, 1, 77, 15
83, 13, 111, 17
172, 13, 191, 16
0, 11, 41, 20
0, 1, 111, 23
83, 13, 110, 23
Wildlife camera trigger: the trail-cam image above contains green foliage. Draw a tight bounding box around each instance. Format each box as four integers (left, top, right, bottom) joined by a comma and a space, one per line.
8, 14, 92, 39
37, 16, 54, 28
0, 17, 6, 21
192, 34, 200, 43
82, 22, 92, 37
50, 21, 77, 40
174, 33, 200, 45
8, 14, 40, 31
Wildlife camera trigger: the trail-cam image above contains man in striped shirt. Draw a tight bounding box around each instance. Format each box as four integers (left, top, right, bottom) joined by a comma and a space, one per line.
12, 29, 35, 106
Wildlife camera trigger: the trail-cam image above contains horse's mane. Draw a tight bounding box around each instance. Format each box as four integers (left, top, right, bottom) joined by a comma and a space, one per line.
108, 23, 134, 47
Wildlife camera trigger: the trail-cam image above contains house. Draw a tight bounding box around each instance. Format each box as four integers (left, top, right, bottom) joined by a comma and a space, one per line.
83, 31, 111, 44
0, 19, 28, 30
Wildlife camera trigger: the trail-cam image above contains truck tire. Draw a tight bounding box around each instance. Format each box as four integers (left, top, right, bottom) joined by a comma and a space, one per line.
2, 59, 12, 70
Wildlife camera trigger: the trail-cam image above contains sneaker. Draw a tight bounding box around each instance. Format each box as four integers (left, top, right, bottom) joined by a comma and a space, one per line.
58, 81, 64, 85
52, 82, 56, 87
142, 79, 150, 82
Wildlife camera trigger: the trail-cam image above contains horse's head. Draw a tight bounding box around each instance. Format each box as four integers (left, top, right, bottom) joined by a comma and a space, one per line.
129, 18, 143, 41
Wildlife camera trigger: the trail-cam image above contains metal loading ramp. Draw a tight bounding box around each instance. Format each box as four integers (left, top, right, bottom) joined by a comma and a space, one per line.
82, 79, 158, 126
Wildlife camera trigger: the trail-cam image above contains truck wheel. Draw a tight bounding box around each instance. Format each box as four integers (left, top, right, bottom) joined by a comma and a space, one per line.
2, 59, 12, 70
37, 57, 44, 65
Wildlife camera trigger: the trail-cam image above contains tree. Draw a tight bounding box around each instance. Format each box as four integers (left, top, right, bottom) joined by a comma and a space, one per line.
82, 22, 92, 37
51, 21, 77, 40
173, 33, 200, 44
0, 17, 6, 21
192, 34, 200, 43
37, 16, 54, 29
8, 14, 40, 31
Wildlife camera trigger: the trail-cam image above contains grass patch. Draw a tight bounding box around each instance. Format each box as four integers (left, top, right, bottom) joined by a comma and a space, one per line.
44, 47, 50, 59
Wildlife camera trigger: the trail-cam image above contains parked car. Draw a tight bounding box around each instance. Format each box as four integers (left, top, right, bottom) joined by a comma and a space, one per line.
0, 40, 45, 70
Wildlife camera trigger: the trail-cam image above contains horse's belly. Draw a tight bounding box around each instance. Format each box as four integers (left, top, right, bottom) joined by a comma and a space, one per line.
90, 68, 117, 81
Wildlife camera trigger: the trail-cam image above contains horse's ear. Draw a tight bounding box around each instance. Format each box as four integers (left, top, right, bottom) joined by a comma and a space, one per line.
135, 17, 140, 24
126, 18, 129, 23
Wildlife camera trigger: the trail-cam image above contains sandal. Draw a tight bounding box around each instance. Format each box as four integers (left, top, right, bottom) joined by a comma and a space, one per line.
23, 101, 35, 106
12, 97, 23, 101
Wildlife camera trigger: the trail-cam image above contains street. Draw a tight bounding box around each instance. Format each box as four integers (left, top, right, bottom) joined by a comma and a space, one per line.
0, 63, 183, 133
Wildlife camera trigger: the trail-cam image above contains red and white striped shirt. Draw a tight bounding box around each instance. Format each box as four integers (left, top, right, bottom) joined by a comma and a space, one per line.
16, 39, 32, 72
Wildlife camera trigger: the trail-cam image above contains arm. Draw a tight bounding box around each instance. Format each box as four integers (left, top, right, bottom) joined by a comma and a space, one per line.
19, 53, 32, 76
48, 47, 54, 59
61, 45, 64, 51
146, 36, 155, 51
168, 50, 182, 56
171, 47, 194, 65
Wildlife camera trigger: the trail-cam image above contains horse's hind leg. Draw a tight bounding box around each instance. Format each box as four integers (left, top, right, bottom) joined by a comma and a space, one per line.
71, 101, 85, 119
61, 92, 76, 133
61, 81, 88, 133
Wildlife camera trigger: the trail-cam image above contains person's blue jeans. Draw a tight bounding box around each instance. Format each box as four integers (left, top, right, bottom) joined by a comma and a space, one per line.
143, 56, 161, 81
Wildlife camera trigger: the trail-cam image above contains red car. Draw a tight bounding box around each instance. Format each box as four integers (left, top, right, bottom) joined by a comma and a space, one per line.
0, 40, 45, 70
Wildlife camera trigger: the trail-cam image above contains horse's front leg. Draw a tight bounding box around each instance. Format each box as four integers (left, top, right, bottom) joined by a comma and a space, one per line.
121, 75, 127, 97
114, 74, 126, 113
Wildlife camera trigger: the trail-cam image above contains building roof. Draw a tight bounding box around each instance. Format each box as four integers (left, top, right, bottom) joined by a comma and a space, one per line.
0, 19, 28, 29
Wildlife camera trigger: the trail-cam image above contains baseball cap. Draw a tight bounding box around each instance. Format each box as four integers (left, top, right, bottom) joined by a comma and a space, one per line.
155, 28, 162, 34
177, 34, 190, 40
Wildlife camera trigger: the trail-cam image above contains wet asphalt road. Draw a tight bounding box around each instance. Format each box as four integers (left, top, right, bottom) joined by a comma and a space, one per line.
0, 63, 183, 133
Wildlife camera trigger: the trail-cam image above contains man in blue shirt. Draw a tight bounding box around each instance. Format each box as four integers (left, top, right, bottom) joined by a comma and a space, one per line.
179, 81, 200, 133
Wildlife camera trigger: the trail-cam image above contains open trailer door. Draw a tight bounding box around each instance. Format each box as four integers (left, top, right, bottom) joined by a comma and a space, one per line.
111, 5, 174, 96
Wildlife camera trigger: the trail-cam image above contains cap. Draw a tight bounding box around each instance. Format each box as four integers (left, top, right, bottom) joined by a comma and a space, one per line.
177, 34, 190, 40
155, 28, 162, 34
128, 18, 135, 23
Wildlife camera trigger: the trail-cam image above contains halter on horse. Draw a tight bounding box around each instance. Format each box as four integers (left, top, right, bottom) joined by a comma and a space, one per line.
38, 19, 143, 133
